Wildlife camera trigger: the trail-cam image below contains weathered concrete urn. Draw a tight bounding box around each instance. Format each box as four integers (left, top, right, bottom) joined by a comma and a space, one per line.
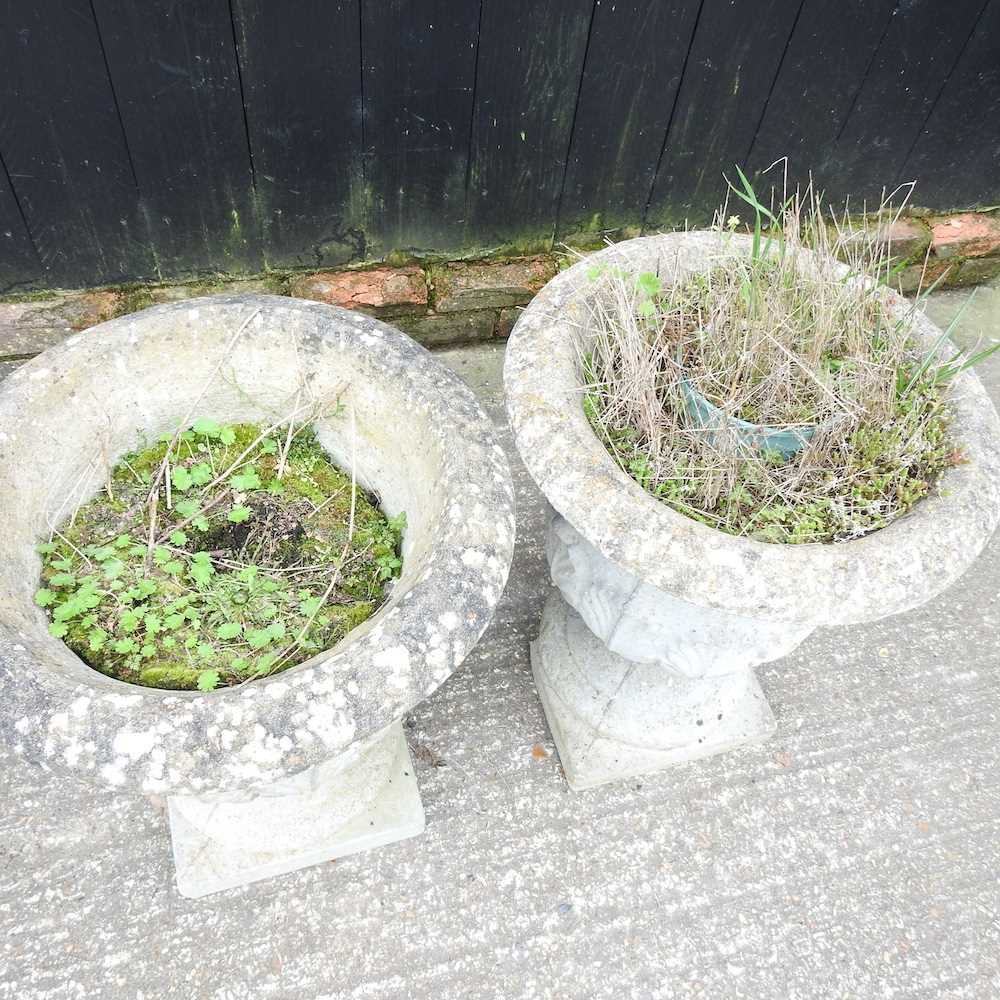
504, 233, 1000, 790
0, 294, 515, 895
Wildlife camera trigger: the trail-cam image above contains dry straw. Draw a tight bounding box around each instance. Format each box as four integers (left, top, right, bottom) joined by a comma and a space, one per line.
577, 171, 983, 544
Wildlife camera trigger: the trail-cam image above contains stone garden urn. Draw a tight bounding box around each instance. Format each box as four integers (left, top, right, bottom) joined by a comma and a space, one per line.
504, 233, 1000, 791
0, 295, 515, 896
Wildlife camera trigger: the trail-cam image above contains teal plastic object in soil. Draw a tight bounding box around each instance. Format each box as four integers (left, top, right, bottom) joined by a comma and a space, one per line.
679, 380, 815, 459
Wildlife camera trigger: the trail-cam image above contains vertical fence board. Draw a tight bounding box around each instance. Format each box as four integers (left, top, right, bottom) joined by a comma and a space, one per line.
0, 1, 150, 286
231, 0, 363, 269
645, 0, 804, 229
0, 160, 42, 291
748, 0, 897, 196
91, 0, 260, 277
1, 3, 998, 289
362, 0, 480, 253
557, 0, 701, 241
822, 0, 988, 205
901, 0, 1000, 209
467, 0, 593, 248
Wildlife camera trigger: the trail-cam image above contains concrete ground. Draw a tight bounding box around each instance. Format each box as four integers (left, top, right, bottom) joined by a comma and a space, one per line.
2, 282, 1000, 1000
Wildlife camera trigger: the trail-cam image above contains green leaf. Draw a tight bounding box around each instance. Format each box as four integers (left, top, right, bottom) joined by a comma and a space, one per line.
197, 670, 220, 692
80, 589, 102, 610
137, 578, 158, 598
48, 572, 76, 588
140, 644, 156, 659
169, 530, 188, 546
171, 466, 194, 492
143, 614, 162, 634
114, 533, 133, 548
192, 418, 222, 438
36, 542, 57, 555
161, 636, 177, 650
165, 613, 184, 630
228, 505, 251, 524
230, 469, 262, 491
52, 558, 75, 572
35, 588, 56, 607
88, 628, 107, 652
174, 498, 199, 518
154, 546, 172, 565
196, 642, 214, 659
120, 611, 141, 632
299, 595, 322, 616
216, 622, 242, 640
53, 600, 83, 622
636, 272, 662, 298
246, 628, 274, 649
101, 558, 124, 580
48, 622, 69, 638
113, 638, 137, 654
190, 463, 212, 486
219, 426, 236, 446
188, 562, 215, 584
260, 438, 278, 454
192, 515, 210, 532
256, 653, 278, 674
163, 559, 184, 576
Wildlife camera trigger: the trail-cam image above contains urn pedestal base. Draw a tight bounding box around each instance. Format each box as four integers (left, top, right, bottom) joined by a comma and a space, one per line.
531, 590, 777, 791
167, 721, 424, 898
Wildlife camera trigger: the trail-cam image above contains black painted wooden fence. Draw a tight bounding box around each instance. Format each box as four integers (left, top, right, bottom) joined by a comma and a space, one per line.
1, 0, 998, 292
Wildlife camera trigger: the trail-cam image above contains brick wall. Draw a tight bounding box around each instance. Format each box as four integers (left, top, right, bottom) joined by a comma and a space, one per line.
2, 211, 998, 371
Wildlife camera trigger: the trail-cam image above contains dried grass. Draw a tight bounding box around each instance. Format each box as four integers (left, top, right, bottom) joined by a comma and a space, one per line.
577, 178, 960, 543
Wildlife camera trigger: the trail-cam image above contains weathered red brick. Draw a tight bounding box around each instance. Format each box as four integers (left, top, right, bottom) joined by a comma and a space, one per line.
146, 278, 282, 304
930, 213, 1000, 259
836, 216, 931, 263
892, 258, 957, 296
290, 266, 427, 314
73, 290, 122, 329
875, 217, 931, 261
0, 289, 123, 359
431, 257, 557, 313
495, 306, 524, 339
394, 309, 498, 347
948, 255, 1000, 288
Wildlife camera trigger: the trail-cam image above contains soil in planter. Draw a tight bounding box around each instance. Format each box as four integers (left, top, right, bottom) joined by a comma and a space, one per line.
34, 421, 404, 691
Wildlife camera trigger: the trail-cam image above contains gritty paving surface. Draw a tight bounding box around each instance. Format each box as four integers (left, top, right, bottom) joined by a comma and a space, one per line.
2, 284, 1000, 1000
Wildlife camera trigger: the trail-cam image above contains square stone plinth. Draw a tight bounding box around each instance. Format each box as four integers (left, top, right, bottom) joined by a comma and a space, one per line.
168, 723, 425, 898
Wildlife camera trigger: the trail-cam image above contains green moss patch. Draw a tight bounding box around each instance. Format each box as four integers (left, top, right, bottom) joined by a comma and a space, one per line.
35, 421, 404, 691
